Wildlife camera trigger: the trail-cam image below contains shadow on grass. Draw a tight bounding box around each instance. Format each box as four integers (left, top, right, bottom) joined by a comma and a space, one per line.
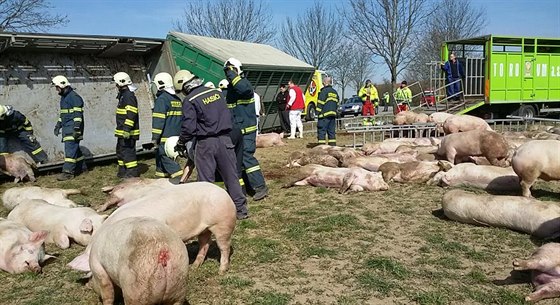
186, 241, 233, 266
492, 270, 531, 286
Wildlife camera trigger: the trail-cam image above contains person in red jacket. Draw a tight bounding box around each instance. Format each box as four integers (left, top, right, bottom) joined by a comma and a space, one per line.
286, 80, 304, 139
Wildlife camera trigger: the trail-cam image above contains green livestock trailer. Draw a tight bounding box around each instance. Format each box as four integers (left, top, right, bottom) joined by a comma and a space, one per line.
435, 35, 560, 118
155, 32, 316, 131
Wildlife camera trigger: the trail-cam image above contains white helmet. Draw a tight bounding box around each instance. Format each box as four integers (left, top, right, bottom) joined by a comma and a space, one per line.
113, 72, 132, 87
224, 57, 242, 74
153, 72, 174, 90
218, 79, 229, 89
52, 75, 70, 88
164, 136, 194, 161
0, 105, 8, 118
204, 82, 215, 89
173, 70, 196, 91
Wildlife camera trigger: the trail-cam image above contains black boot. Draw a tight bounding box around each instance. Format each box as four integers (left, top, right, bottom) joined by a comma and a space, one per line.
57, 172, 74, 181
253, 185, 269, 201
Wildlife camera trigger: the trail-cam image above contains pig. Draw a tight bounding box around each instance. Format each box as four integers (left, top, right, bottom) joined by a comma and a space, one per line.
89, 217, 188, 305
284, 164, 389, 193
442, 189, 560, 239
548, 126, 560, 135
2, 186, 80, 211
0, 218, 53, 274
428, 112, 455, 125
0, 151, 36, 183
7, 200, 107, 249
437, 130, 510, 166
362, 142, 410, 155
383, 137, 441, 146
379, 160, 452, 183
512, 243, 560, 303
392, 111, 430, 125
512, 140, 560, 198
442, 114, 492, 134
343, 151, 418, 171
97, 178, 174, 212
69, 182, 236, 275
256, 132, 286, 148
286, 152, 339, 168
394, 144, 438, 155
429, 163, 520, 192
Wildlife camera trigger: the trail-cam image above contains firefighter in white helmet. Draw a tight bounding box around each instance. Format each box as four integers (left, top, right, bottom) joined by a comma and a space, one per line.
52, 75, 86, 181
113, 71, 140, 178
151, 72, 183, 181
0, 105, 48, 164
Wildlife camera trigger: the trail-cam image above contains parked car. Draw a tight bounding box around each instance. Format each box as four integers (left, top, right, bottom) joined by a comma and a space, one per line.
338, 96, 362, 117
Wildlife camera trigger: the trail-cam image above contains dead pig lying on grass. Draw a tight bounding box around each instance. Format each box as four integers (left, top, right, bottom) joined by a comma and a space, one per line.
0, 151, 36, 183
256, 132, 285, 148
512, 140, 560, 198
343, 151, 418, 171
286, 151, 339, 168
89, 217, 189, 305
69, 182, 236, 275
512, 242, 560, 304
442, 189, 560, 239
2, 186, 80, 211
97, 178, 174, 212
0, 218, 53, 274
379, 160, 452, 183
284, 164, 389, 193
429, 163, 520, 192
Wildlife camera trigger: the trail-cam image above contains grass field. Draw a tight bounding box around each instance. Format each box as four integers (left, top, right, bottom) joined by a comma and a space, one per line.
0, 135, 559, 305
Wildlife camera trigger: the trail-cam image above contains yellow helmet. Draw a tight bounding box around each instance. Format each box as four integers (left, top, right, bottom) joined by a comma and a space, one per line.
218, 79, 229, 89
152, 72, 173, 90
52, 75, 70, 88
173, 70, 195, 91
224, 57, 242, 74
113, 72, 132, 87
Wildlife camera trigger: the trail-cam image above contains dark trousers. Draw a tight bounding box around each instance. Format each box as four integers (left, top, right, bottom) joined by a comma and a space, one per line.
0, 132, 48, 163
242, 132, 266, 191
155, 143, 183, 178
116, 138, 138, 178
62, 140, 85, 174
279, 109, 290, 133
195, 135, 248, 216
447, 77, 461, 99
317, 117, 336, 146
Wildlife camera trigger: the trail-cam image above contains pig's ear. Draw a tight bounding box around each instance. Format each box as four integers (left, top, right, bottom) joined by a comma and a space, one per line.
79, 218, 94, 233
41, 254, 57, 263
101, 186, 114, 193
339, 172, 356, 194
29, 230, 49, 244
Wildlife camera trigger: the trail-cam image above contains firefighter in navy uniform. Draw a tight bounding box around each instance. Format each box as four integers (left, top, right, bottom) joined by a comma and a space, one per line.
52, 75, 85, 181
316, 77, 339, 146
151, 72, 183, 180
172, 70, 249, 220
113, 72, 140, 178
223, 58, 268, 200
0, 105, 48, 164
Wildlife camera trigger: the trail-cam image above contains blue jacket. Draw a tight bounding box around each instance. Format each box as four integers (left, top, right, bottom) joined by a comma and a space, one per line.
179, 85, 232, 143
152, 90, 182, 144
317, 86, 339, 119
115, 88, 140, 140
442, 60, 464, 79
0, 106, 34, 135
224, 69, 257, 134
59, 88, 84, 142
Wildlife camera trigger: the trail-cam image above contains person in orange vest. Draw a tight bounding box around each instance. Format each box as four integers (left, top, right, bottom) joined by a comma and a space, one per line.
358, 79, 379, 117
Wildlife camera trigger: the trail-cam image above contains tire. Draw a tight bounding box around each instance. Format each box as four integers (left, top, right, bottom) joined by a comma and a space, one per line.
518, 105, 536, 118
306, 103, 317, 121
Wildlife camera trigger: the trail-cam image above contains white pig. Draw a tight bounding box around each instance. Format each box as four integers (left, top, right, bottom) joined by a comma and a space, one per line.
429, 163, 520, 192
2, 186, 80, 211
89, 217, 188, 305
512, 140, 560, 198
442, 189, 560, 238
7, 200, 107, 249
0, 218, 52, 274
442, 114, 492, 134
97, 178, 174, 212
512, 243, 560, 303
256, 132, 286, 148
0, 151, 36, 183
69, 182, 237, 275
437, 130, 510, 166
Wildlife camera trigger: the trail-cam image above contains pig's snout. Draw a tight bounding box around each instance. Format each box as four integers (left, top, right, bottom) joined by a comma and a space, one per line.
26, 261, 42, 273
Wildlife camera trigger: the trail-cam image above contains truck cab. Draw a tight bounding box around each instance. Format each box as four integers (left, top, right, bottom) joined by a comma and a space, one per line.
303, 70, 328, 121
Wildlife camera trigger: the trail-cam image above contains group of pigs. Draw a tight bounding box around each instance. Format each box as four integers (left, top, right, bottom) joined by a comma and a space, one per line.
271, 111, 560, 303
0, 180, 239, 305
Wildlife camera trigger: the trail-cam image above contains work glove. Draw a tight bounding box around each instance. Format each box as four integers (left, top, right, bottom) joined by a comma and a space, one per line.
27, 134, 37, 144
72, 130, 81, 140
122, 130, 130, 139
54, 122, 62, 137
174, 139, 187, 158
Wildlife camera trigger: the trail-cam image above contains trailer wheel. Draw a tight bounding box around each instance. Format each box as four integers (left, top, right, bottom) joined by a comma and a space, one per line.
518, 105, 536, 118
306, 103, 317, 121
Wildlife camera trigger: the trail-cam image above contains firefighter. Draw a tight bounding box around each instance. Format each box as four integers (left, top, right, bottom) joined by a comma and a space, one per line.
151, 72, 183, 180
359, 80, 379, 117
383, 92, 390, 112
113, 72, 140, 178
0, 105, 48, 163
223, 57, 268, 201
316, 77, 339, 146
52, 75, 85, 181
394, 81, 412, 114
218, 79, 229, 93
172, 69, 249, 219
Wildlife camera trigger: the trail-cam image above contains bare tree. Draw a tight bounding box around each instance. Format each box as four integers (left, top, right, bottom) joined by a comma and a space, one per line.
349, 49, 374, 95
347, 0, 431, 86
331, 42, 355, 99
407, 0, 488, 82
174, 0, 274, 43
278, 1, 343, 70
0, 0, 67, 32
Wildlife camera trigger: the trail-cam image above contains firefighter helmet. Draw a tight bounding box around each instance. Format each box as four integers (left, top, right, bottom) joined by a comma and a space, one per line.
165, 136, 194, 160
52, 75, 70, 88
204, 81, 215, 89
173, 70, 196, 91
224, 57, 242, 74
0, 105, 8, 118
153, 72, 174, 90
218, 79, 229, 89
113, 72, 133, 87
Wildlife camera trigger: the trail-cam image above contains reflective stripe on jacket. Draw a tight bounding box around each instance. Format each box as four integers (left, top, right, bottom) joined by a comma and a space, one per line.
115, 87, 140, 139
152, 90, 182, 143
317, 86, 339, 119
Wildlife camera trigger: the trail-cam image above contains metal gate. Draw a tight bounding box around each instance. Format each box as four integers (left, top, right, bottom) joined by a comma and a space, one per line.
464, 58, 485, 96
